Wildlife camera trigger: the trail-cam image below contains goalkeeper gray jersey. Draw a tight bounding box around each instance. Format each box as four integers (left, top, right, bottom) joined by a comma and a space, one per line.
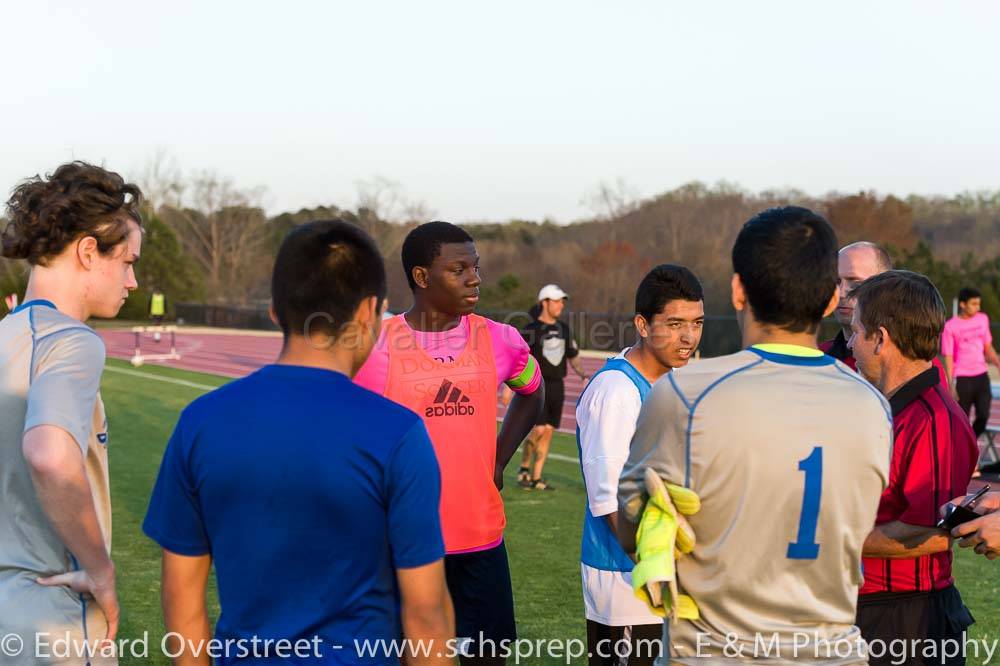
619, 345, 891, 662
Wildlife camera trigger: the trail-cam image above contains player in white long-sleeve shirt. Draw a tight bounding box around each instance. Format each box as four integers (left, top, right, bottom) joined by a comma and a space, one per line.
576, 264, 705, 666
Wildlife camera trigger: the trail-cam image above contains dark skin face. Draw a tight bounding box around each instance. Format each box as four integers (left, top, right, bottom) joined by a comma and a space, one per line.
405, 239, 544, 489
407, 242, 482, 331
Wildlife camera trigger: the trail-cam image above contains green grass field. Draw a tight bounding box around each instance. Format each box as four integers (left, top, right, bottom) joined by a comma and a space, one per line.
102, 357, 1000, 664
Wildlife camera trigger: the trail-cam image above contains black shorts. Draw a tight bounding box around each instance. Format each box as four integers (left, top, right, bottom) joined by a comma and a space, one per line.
956, 372, 992, 437
857, 585, 974, 666
537, 378, 565, 428
444, 541, 516, 660
586, 620, 663, 666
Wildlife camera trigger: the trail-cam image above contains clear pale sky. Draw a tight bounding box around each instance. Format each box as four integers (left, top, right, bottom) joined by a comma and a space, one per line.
2, 1, 998, 222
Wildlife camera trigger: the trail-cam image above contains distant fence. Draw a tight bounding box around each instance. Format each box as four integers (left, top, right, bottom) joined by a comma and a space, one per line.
175, 303, 858, 357
479, 310, 744, 356
173, 302, 1000, 356
481, 310, 844, 357
176, 302, 278, 331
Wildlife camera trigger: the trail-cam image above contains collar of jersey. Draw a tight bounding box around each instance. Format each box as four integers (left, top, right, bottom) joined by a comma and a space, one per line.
888, 365, 940, 416
11, 299, 57, 315
749, 343, 834, 366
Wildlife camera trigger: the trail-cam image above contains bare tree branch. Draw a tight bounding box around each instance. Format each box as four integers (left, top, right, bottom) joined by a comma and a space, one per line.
158, 171, 270, 302
355, 175, 403, 222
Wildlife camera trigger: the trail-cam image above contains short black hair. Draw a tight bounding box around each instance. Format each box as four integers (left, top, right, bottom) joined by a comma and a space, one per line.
958, 287, 981, 304
850, 270, 945, 362
732, 206, 838, 334
401, 221, 474, 290
271, 219, 386, 340
635, 264, 703, 321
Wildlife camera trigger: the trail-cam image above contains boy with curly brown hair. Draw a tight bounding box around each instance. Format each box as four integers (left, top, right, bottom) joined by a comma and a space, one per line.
0, 161, 143, 664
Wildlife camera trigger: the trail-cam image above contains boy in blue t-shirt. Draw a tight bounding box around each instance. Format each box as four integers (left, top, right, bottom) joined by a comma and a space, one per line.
144, 220, 455, 665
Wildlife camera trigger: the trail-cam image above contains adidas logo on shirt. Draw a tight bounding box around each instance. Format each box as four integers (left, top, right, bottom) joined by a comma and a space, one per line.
425, 379, 476, 417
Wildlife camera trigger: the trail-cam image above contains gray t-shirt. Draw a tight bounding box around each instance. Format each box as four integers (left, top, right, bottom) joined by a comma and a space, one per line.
0, 301, 112, 654
620, 347, 891, 663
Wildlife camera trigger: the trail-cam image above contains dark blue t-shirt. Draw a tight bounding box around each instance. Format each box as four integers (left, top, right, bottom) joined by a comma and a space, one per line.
143, 364, 444, 664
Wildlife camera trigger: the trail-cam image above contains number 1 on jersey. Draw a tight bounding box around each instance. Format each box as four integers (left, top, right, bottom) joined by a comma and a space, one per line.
787, 446, 822, 560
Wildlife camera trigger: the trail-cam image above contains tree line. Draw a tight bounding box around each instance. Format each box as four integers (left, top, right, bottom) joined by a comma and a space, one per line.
2, 171, 999, 323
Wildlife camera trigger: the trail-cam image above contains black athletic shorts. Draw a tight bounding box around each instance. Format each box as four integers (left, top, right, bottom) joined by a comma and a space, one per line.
586, 620, 663, 666
537, 378, 565, 428
857, 585, 974, 666
444, 541, 516, 662
956, 372, 992, 438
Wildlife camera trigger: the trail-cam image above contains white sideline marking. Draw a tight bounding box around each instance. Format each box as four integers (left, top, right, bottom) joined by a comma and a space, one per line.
104, 365, 220, 392
546, 452, 579, 464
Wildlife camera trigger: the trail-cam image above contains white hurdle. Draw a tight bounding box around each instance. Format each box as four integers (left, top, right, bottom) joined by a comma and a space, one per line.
130, 325, 182, 367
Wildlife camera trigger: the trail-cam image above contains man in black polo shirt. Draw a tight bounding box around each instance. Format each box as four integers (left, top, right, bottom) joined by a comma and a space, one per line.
518, 284, 588, 491
821, 241, 893, 369
848, 270, 978, 666
824, 241, 949, 384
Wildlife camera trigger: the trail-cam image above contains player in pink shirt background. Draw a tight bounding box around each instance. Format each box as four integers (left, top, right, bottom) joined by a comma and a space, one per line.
942, 287, 1000, 444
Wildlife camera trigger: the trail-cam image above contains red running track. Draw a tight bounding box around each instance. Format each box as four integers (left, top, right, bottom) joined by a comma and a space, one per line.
100, 329, 283, 378
99, 328, 1000, 439
98, 327, 608, 434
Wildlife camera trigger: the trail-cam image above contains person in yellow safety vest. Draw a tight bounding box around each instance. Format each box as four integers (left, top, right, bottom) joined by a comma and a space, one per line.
149, 289, 166, 341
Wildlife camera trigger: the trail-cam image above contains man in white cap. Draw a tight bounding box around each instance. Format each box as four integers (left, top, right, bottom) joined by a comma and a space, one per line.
518, 284, 588, 490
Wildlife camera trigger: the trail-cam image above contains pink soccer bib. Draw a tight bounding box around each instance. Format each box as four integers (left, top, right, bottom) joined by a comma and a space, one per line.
384, 314, 504, 552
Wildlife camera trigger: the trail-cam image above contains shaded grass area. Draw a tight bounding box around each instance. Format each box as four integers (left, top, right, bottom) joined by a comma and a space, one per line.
102, 358, 998, 664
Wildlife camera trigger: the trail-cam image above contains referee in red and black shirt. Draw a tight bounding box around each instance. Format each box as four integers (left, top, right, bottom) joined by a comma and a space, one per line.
848, 270, 978, 666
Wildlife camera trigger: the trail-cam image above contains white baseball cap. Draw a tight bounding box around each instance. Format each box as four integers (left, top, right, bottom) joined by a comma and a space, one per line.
537, 284, 569, 302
